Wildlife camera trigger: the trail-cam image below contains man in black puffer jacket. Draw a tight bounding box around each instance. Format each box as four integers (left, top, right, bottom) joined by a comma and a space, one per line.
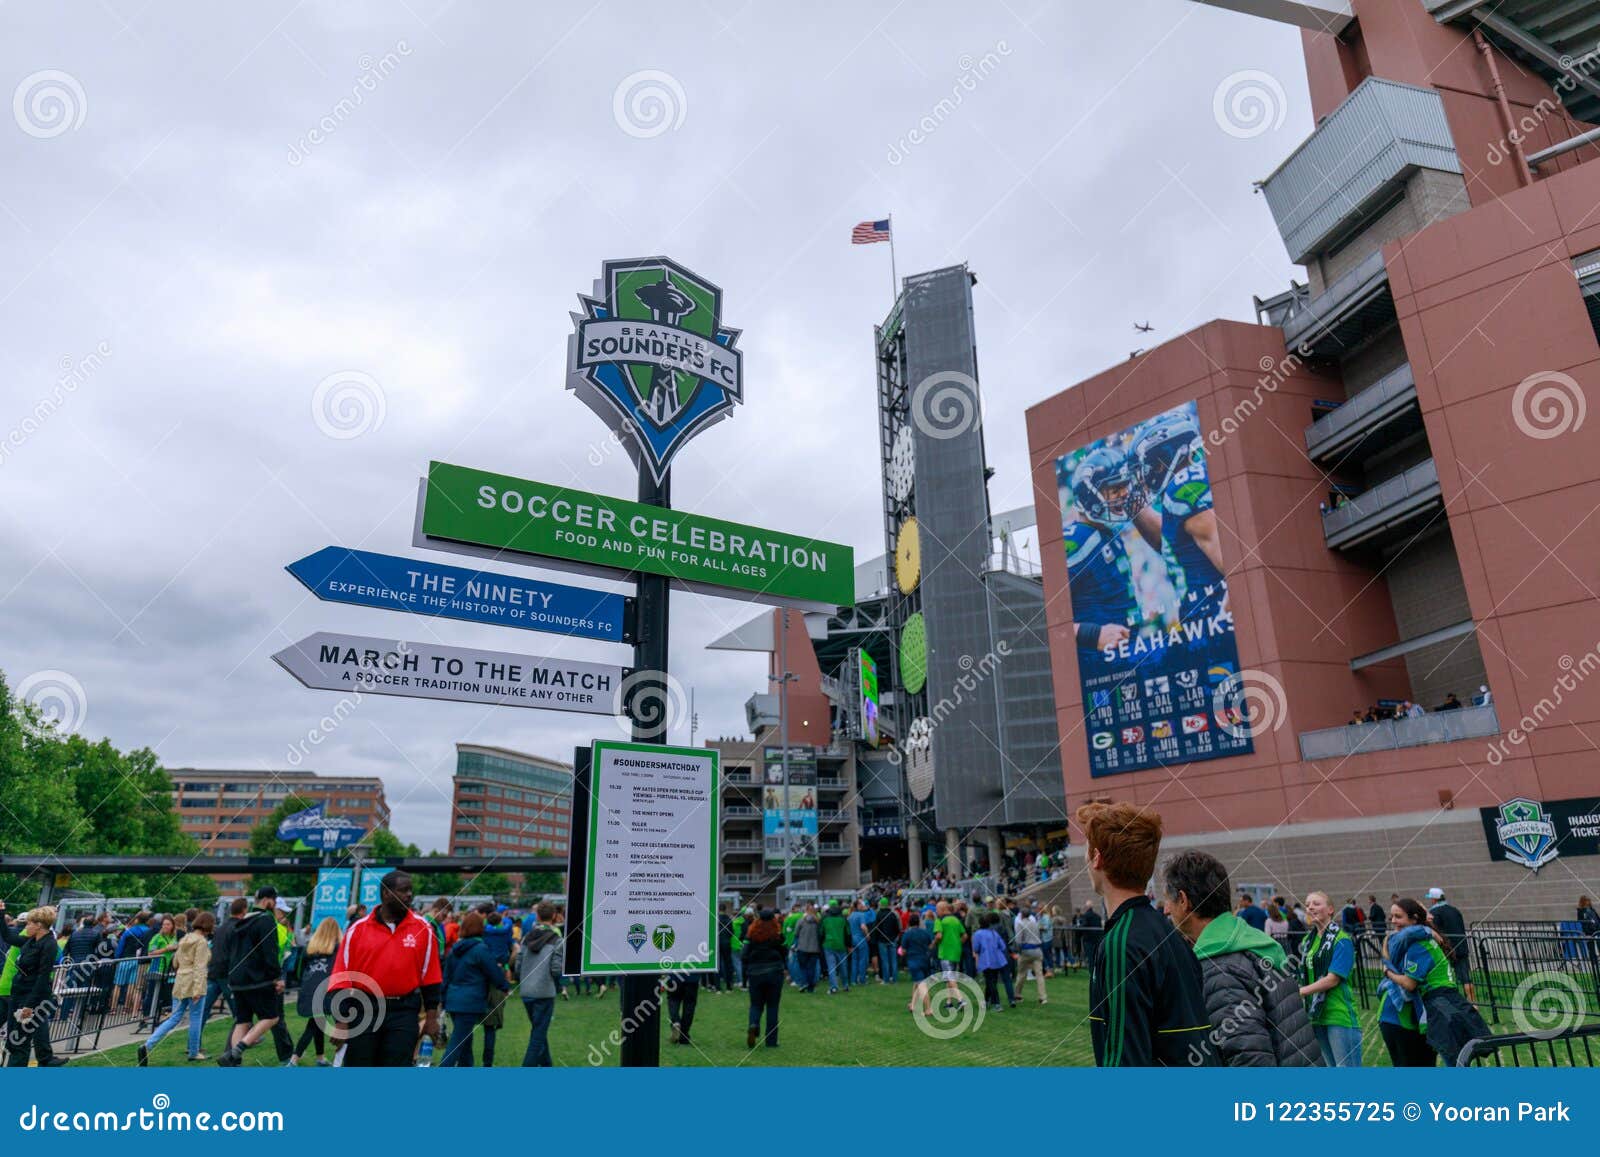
1163, 850, 1321, 1067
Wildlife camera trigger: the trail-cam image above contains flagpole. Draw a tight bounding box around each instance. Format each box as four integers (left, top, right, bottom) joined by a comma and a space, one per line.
888, 213, 899, 301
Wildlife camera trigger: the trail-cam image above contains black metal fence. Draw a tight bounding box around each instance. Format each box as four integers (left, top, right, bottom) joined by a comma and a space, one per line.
2, 953, 173, 1059
1461, 1023, 1600, 1067
1468, 921, 1600, 1028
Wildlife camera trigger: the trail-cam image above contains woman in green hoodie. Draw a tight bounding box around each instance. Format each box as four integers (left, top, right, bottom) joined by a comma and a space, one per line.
1164, 850, 1320, 1067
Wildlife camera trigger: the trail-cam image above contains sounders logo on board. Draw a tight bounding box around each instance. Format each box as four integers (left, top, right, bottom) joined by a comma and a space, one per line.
568, 256, 743, 483
1495, 798, 1558, 872
626, 922, 648, 953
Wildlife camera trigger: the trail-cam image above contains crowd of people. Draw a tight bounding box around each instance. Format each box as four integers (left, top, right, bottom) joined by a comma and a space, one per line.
5, 825, 1595, 1068
1347, 687, 1491, 724
1075, 800, 1506, 1068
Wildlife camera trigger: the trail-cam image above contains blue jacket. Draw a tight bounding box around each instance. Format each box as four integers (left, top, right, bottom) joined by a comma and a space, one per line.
442, 935, 509, 1014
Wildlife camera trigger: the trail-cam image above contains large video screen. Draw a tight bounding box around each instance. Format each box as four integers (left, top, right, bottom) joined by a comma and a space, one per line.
858, 649, 880, 748
1055, 400, 1251, 775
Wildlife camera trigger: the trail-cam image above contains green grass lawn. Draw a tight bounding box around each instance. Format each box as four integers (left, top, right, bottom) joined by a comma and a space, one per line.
70, 967, 1518, 1068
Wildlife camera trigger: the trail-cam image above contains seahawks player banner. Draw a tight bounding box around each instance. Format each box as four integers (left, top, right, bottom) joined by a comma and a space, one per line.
1056, 400, 1250, 775
763, 745, 818, 871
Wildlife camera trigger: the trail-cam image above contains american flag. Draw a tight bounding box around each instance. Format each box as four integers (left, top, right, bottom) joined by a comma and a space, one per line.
851, 218, 891, 244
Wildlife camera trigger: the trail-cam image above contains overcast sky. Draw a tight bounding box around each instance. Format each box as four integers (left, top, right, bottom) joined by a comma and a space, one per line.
1, 1, 1309, 847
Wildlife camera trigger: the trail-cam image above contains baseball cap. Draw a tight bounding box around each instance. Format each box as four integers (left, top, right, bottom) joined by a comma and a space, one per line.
1425, 887, 1444, 900
879, 898, 890, 908
255, 885, 278, 900
275, 898, 292, 912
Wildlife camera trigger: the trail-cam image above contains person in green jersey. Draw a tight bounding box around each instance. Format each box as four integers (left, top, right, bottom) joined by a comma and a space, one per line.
1384, 897, 1489, 1067
1376, 907, 1434, 1066
730, 907, 748, 989
1298, 891, 1361, 1065
931, 900, 968, 1010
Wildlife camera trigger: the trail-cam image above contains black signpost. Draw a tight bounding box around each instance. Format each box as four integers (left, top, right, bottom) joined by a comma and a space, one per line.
619, 468, 671, 1068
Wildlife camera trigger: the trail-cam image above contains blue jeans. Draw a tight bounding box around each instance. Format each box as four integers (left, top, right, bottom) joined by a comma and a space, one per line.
824, 948, 850, 991
732, 953, 744, 987
521, 998, 554, 1067
198, 979, 233, 1034
443, 1012, 483, 1066
796, 951, 821, 990
1315, 1024, 1363, 1067
146, 995, 204, 1058
850, 939, 869, 985
877, 943, 898, 982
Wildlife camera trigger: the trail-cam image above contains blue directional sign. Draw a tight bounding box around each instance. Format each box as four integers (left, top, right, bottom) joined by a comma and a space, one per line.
286, 546, 631, 643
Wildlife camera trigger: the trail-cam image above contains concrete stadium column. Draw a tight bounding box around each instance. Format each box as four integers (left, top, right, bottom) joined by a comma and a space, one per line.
984, 828, 1004, 878
907, 827, 922, 881
945, 828, 962, 880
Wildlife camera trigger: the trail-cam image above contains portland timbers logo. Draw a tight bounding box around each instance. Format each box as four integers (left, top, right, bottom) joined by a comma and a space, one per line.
1495, 797, 1558, 871
626, 922, 648, 953
568, 256, 743, 483
651, 923, 676, 952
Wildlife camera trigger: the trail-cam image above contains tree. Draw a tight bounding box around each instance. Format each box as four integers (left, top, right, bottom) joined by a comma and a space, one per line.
413, 850, 463, 898
361, 828, 418, 861
0, 671, 211, 909
471, 871, 512, 900
515, 852, 565, 901
246, 794, 325, 897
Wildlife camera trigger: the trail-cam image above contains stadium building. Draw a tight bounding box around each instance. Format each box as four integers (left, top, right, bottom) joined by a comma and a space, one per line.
707, 267, 1072, 902
1025, 0, 1600, 919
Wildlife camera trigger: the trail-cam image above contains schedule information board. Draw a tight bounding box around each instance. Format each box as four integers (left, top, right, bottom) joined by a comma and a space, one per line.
576, 741, 718, 974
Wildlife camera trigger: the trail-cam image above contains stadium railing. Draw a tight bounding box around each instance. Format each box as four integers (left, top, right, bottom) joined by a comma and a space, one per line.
1298, 703, 1499, 759
1459, 1023, 1600, 1067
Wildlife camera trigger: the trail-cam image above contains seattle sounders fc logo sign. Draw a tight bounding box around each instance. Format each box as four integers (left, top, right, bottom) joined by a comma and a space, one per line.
568, 256, 743, 483
1495, 798, 1558, 871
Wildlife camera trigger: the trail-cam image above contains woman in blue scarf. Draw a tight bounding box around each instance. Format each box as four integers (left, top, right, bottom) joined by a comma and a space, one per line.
1377, 908, 1434, 1066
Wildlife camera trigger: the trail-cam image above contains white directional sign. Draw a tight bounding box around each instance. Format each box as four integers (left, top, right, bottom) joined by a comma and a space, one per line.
272, 632, 625, 716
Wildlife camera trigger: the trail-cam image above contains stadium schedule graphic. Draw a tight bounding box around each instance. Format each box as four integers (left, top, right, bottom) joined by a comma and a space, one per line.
1055, 400, 1251, 775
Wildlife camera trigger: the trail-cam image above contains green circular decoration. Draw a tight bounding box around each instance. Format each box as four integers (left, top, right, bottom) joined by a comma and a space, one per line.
899, 612, 928, 695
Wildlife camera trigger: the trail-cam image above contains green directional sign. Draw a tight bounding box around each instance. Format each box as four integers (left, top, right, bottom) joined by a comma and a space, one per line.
420, 460, 853, 611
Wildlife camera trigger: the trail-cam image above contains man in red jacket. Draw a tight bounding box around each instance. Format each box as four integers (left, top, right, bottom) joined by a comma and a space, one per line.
329, 871, 442, 1066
